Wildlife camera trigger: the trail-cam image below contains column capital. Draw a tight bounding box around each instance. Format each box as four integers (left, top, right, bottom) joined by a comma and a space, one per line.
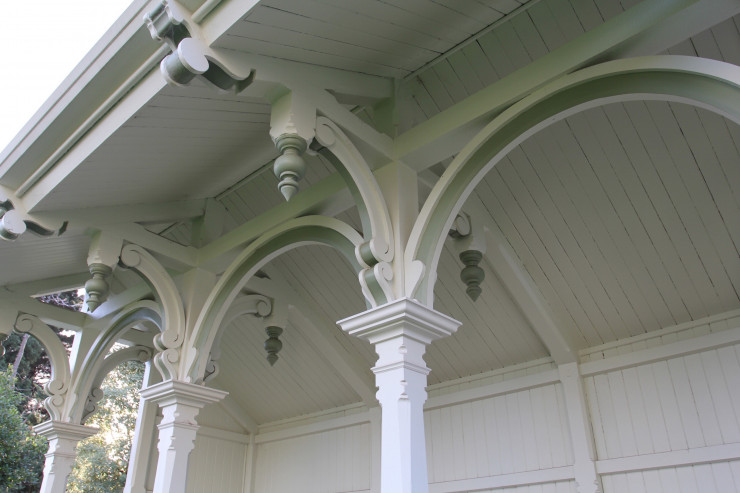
140, 379, 227, 409
34, 420, 99, 443
337, 298, 460, 345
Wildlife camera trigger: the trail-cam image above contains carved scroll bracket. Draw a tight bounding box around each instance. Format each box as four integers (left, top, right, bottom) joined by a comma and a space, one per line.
144, 0, 255, 93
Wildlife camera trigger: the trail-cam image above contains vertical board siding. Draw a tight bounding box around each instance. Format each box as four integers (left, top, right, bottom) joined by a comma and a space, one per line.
187, 432, 248, 493
585, 344, 740, 460
253, 422, 372, 493
425, 383, 573, 484
601, 460, 740, 493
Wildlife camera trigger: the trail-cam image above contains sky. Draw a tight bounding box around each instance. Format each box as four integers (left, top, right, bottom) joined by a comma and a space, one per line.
0, 0, 134, 153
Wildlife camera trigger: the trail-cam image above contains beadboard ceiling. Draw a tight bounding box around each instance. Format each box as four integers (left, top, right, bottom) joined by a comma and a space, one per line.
0, 0, 738, 426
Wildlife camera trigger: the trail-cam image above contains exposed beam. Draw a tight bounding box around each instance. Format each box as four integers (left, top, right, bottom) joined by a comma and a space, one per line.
0, 290, 90, 331
197, 173, 352, 269
98, 223, 198, 269
246, 275, 377, 406
394, 0, 737, 171
89, 282, 153, 320
5, 272, 90, 297
35, 199, 206, 230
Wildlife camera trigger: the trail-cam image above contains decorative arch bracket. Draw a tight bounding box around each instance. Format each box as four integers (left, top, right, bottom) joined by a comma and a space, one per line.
14, 314, 71, 420
203, 293, 272, 383
313, 117, 395, 307
119, 244, 184, 380
80, 346, 152, 423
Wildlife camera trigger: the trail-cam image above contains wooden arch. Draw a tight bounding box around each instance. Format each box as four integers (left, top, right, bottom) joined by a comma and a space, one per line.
183, 215, 365, 384
405, 56, 740, 306
66, 301, 160, 423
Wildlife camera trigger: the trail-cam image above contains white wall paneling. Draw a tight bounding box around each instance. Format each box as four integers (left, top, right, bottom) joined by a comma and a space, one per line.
187, 427, 250, 493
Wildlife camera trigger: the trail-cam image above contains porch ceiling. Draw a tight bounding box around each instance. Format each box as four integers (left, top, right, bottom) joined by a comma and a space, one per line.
0, 0, 738, 426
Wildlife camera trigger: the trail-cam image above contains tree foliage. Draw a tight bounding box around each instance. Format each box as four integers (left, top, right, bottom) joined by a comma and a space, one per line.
67, 360, 145, 493
0, 368, 46, 493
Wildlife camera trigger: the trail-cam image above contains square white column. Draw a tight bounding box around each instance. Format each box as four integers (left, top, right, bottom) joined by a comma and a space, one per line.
34, 421, 99, 493
140, 380, 227, 493
339, 298, 460, 493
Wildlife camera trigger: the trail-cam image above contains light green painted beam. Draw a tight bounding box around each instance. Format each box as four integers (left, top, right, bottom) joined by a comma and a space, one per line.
394, 0, 739, 171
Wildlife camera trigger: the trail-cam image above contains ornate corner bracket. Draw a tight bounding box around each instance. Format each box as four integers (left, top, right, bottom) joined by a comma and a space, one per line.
144, 0, 255, 93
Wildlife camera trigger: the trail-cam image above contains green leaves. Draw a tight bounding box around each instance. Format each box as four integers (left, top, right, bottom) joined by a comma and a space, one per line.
0, 368, 45, 492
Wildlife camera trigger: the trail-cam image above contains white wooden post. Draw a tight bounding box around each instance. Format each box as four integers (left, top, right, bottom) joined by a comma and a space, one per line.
124, 362, 159, 493
34, 421, 98, 493
140, 380, 227, 493
339, 298, 459, 493
559, 362, 603, 493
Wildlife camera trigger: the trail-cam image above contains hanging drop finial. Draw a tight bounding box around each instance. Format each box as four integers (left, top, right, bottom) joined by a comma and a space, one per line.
273, 134, 307, 201
264, 326, 283, 366
459, 250, 485, 301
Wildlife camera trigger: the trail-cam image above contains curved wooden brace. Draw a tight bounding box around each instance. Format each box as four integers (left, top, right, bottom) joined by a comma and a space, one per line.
314, 117, 394, 266
120, 244, 185, 351
79, 345, 153, 424
183, 215, 365, 383
204, 294, 272, 383
66, 301, 160, 422
14, 314, 72, 420
406, 55, 740, 306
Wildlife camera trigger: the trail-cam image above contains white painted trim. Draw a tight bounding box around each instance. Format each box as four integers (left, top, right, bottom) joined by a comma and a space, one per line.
596, 443, 740, 475
428, 466, 574, 493
425, 369, 560, 410
579, 309, 740, 358
196, 425, 250, 445
255, 410, 372, 445
580, 326, 740, 376
426, 357, 554, 394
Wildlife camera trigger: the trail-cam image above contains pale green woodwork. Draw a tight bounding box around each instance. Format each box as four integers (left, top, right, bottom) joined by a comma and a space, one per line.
66, 301, 160, 423
184, 215, 365, 384
120, 243, 186, 380
406, 56, 740, 306
14, 314, 72, 421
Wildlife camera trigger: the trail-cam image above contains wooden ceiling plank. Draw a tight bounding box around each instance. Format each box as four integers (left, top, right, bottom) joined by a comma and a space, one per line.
514, 139, 639, 337
569, 109, 669, 333
460, 42, 500, 87
395, 0, 740, 171
509, 10, 549, 62
667, 105, 740, 303
262, 0, 449, 51
432, 61, 470, 103
558, 110, 698, 326
496, 152, 619, 343
594, 105, 690, 327
447, 51, 485, 96
244, 6, 437, 64
492, 22, 533, 73
648, 102, 737, 311
246, 275, 376, 406
617, 103, 712, 319
216, 34, 406, 78
475, 171, 590, 346
569, 0, 606, 31
519, 131, 654, 336
695, 111, 740, 212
